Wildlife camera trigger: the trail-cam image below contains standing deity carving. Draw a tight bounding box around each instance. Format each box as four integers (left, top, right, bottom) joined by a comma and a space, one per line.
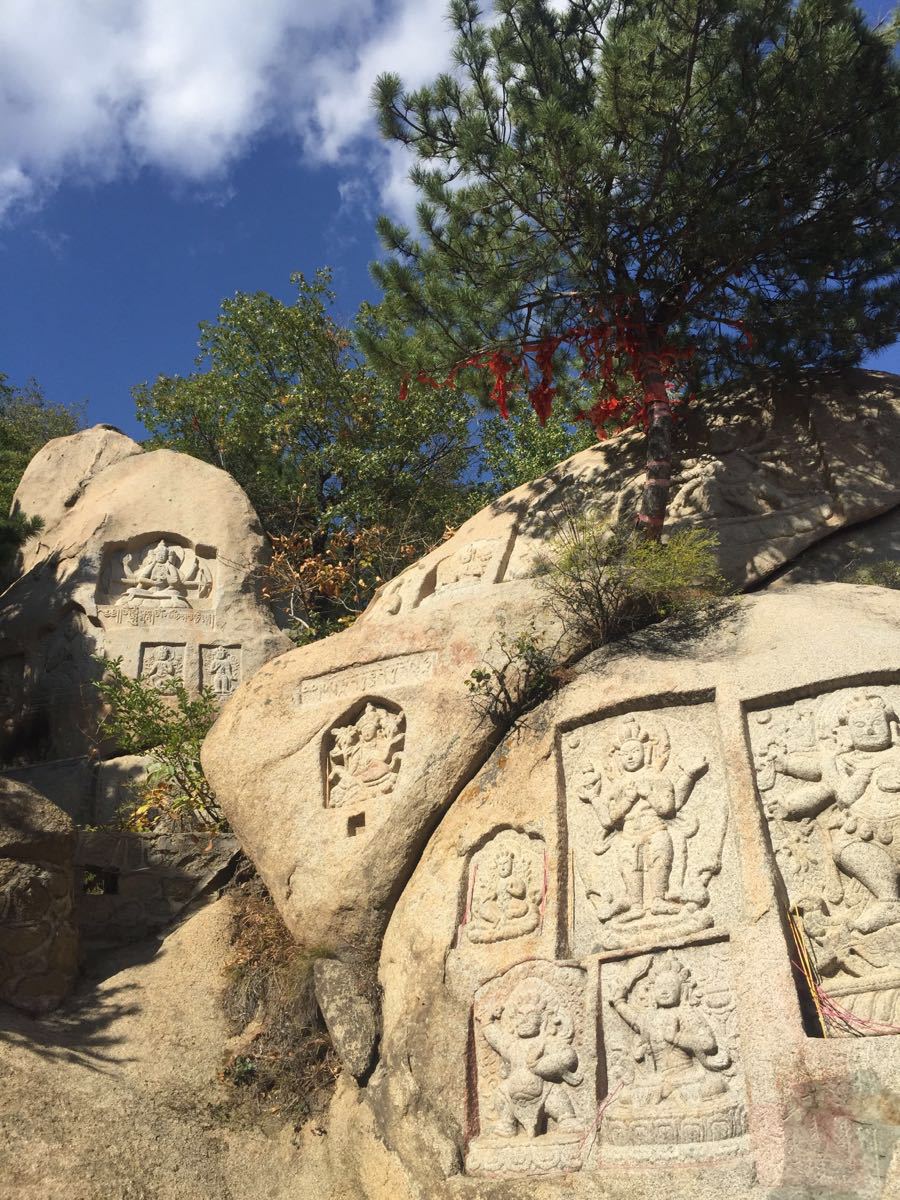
326, 702, 405, 808
207, 646, 239, 697
465, 829, 544, 944
572, 713, 724, 951
602, 948, 746, 1151
751, 686, 900, 1031
468, 962, 589, 1176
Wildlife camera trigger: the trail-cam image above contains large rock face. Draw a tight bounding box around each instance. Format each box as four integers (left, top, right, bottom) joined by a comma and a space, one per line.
1, 425, 291, 763
203, 370, 900, 1199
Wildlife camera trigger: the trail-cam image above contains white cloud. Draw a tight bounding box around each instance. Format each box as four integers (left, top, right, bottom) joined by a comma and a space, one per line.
0, 0, 459, 224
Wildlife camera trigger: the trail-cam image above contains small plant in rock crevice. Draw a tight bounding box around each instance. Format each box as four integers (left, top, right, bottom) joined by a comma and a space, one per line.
465, 622, 559, 727
533, 513, 730, 651
93, 655, 223, 831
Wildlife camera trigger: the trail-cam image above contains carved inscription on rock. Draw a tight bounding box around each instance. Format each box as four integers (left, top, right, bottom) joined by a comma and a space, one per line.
467, 961, 591, 1176
326, 701, 405, 808
463, 829, 545, 945
98, 537, 215, 615
297, 652, 437, 706
138, 643, 185, 690
601, 943, 747, 1155
201, 645, 241, 698
563, 707, 731, 955
750, 684, 900, 1033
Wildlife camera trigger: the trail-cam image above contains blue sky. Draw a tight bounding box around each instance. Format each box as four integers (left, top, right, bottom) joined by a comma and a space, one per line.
0, 0, 897, 441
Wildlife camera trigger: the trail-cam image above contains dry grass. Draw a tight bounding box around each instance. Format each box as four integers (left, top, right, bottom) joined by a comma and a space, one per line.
218, 867, 339, 1127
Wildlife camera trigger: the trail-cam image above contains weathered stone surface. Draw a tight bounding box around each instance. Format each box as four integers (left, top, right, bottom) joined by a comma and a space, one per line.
314, 959, 378, 1079
0, 777, 77, 1013
74, 828, 239, 947
1, 428, 291, 763
309, 583, 900, 1200
206, 370, 900, 1198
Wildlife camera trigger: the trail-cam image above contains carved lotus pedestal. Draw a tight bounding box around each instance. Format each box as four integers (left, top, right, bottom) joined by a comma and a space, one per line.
466, 1128, 585, 1176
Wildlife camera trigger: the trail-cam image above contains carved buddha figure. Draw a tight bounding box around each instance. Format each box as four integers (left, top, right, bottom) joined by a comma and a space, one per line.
610, 953, 730, 1108
142, 646, 180, 690
468, 842, 540, 942
767, 691, 900, 934
482, 978, 582, 1138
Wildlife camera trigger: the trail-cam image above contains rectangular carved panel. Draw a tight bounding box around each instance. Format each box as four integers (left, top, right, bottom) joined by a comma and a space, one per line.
599, 940, 748, 1160
748, 682, 900, 1035
561, 701, 736, 958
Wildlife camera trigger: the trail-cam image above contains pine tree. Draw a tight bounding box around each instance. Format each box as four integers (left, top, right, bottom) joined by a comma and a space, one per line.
364, 0, 900, 533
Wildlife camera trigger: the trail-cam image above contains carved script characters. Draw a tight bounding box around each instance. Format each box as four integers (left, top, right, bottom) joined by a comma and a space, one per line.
466, 830, 544, 944
482, 978, 583, 1138
576, 716, 718, 947
326, 702, 405, 807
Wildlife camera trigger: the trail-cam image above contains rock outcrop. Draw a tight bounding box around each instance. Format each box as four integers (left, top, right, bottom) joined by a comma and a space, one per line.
203, 369, 900, 1199
0, 777, 77, 1014
1, 424, 291, 763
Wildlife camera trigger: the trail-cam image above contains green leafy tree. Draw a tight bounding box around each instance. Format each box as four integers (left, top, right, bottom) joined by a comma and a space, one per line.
0, 375, 82, 564
366, 0, 900, 533
134, 271, 478, 639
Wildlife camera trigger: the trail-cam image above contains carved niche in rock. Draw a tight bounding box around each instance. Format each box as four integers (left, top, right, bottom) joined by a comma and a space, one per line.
463, 829, 545, 945
97, 536, 216, 625
563, 708, 730, 955
750, 683, 900, 1033
325, 701, 405, 809
201, 645, 241, 698
601, 942, 747, 1156
467, 960, 591, 1176
138, 644, 185, 691
434, 538, 503, 594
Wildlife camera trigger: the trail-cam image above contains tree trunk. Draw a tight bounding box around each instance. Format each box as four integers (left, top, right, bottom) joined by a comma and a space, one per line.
635, 349, 672, 540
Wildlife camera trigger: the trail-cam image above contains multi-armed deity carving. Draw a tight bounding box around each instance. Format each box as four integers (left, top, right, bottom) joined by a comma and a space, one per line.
467, 962, 590, 1176
464, 829, 545, 945
567, 712, 727, 952
98, 537, 215, 620
325, 701, 405, 808
602, 946, 747, 1151
751, 685, 900, 1032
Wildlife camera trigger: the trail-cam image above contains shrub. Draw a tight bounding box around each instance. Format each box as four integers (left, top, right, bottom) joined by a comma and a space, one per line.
465, 622, 558, 726
220, 871, 338, 1124
843, 560, 900, 589
534, 514, 729, 649
94, 656, 223, 830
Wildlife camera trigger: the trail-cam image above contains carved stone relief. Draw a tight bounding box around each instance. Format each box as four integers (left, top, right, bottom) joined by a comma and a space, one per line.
325, 701, 405, 808
297, 652, 437, 706
463, 829, 545, 945
563, 708, 731, 955
201, 645, 241, 698
138, 644, 185, 691
467, 961, 591, 1176
750, 684, 900, 1033
434, 538, 503, 594
600, 942, 747, 1155
97, 536, 215, 620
